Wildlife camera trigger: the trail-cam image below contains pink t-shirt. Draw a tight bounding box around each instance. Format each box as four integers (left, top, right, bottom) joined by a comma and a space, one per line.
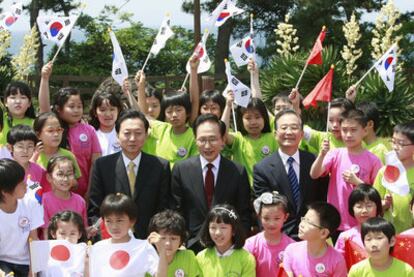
334, 226, 364, 254
25, 162, 46, 187
42, 191, 88, 229
68, 122, 101, 197
323, 148, 382, 230
244, 232, 294, 277
283, 241, 347, 277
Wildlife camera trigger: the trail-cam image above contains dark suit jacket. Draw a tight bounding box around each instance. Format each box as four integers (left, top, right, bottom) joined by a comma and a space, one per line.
171, 155, 251, 248
253, 150, 322, 239
88, 151, 171, 239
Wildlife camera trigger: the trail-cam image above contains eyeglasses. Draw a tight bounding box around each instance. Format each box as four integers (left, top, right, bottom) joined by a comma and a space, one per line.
389, 138, 414, 148
300, 217, 324, 229
13, 145, 35, 152
196, 137, 220, 146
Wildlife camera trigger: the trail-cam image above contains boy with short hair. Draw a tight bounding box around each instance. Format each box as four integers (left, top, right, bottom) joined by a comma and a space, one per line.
283, 202, 347, 277
349, 217, 414, 276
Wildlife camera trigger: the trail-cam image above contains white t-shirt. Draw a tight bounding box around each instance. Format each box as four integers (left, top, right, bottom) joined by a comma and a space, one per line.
0, 195, 44, 265
96, 128, 121, 156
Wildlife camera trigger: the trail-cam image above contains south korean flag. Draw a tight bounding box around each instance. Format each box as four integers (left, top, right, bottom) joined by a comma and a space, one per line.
225, 60, 251, 107
0, 2, 23, 31
374, 43, 398, 92
109, 29, 129, 86
37, 15, 78, 47
230, 35, 255, 67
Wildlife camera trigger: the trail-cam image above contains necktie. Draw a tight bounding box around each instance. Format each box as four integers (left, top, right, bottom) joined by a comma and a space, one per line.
127, 161, 136, 196
205, 163, 214, 208
287, 157, 301, 211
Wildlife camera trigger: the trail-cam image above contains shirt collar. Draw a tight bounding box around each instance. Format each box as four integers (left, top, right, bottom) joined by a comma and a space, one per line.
278, 149, 300, 165
121, 152, 142, 168
215, 245, 234, 257
200, 154, 221, 170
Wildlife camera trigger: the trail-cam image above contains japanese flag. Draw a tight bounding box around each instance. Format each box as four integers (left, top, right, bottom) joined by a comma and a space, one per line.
381, 150, 410, 196
225, 60, 251, 107
149, 15, 174, 56
374, 44, 398, 92
0, 2, 23, 30
186, 31, 211, 74
207, 0, 244, 27
230, 35, 255, 67
37, 15, 78, 47
30, 240, 87, 276
109, 30, 129, 86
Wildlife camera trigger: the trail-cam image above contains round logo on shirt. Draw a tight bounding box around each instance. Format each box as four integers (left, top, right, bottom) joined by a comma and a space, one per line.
174, 269, 184, 277
261, 145, 270, 155
112, 142, 121, 152
18, 216, 30, 228
79, 133, 88, 142
350, 164, 360, 174
177, 147, 187, 158
315, 263, 326, 274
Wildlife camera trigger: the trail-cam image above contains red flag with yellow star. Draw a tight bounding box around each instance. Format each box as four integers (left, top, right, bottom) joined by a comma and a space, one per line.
344, 238, 368, 270
393, 234, 414, 267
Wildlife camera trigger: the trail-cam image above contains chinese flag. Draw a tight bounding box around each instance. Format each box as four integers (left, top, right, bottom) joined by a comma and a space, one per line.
344, 239, 368, 270
302, 66, 334, 108
277, 263, 289, 277
306, 27, 326, 65
392, 234, 414, 268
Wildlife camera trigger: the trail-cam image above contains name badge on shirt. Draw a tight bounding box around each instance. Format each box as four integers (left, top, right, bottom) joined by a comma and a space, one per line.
174, 269, 184, 277
261, 145, 270, 155
18, 216, 31, 233
315, 263, 326, 274
177, 147, 187, 158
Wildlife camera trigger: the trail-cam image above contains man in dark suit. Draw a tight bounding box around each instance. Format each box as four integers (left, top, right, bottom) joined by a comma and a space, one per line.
253, 109, 321, 239
88, 110, 170, 239
171, 114, 251, 252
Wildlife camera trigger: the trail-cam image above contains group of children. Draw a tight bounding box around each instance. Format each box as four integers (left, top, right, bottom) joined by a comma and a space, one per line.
0, 56, 413, 276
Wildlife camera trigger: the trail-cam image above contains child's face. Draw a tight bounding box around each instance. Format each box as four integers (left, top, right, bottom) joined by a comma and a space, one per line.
242, 109, 264, 137
260, 205, 288, 236
58, 95, 83, 125
209, 220, 233, 252
96, 99, 119, 130
200, 100, 222, 118
49, 160, 75, 192
353, 198, 377, 224
340, 119, 366, 149
298, 209, 327, 241
328, 107, 343, 139
104, 213, 135, 243
165, 105, 187, 129
364, 231, 394, 260
6, 91, 31, 118
158, 229, 182, 258
38, 117, 63, 149
10, 140, 35, 165
273, 99, 292, 116
53, 220, 82, 244
391, 132, 414, 163
146, 96, 161, 120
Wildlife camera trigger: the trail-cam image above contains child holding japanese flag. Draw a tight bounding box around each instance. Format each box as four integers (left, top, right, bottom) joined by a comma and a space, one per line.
374, 121, 414, 233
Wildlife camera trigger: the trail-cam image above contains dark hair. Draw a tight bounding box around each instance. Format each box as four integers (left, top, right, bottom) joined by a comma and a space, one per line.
46, 155, 75, 174
274, 109, 303, 130
361, 217, 395, 253
7, 124, 38, 145
200, 90, 226, 116
3, 81, 36, 128
89, 92, 123, 130
356, 102, 380, 132
115, 109, 149, 133
0, 159, 25, 202
100, 193, 138, 221
236, 98, 271, 136
33, 112, 65, 149
340, 108, 368, 128
160, 91, 191, 122
199, 204, 245, 249
254, 191, 289, 215
330, 97, 354, 112
193, 114, 226, 137
148, 210, 187, 244
348, 184, 383, 218
146, 89, 163, 104
394, 121, 414, 144
48, 210, 87, 243
307, 202, 341, 237
271, 91, 292, 107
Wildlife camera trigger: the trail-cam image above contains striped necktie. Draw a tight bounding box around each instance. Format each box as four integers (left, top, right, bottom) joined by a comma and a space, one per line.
287, 157, 300, 211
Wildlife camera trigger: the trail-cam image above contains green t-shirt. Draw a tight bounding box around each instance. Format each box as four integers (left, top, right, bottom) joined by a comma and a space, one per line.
230, 131, 277, 185
196, 248, 256, 277
0, 114, 34, 145
366, 137, 391, 164
349, 258, 414, 277
303, 126, 345, 155
374, 166, 414, 233
151, 121, 198, 168
168, 249, 202, 277
36, 148, 82, 178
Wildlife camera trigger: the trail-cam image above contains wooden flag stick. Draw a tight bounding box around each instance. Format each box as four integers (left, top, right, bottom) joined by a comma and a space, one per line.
231, 103, 238, 133
181, 73, 190, 91
354, 62, 377, 88
141, 52, 152, 73
325, 101, 331, 133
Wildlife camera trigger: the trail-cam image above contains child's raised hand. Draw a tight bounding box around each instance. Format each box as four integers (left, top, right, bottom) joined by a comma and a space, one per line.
383, 193, 393, 211
134, 70, 145, 87
225, 89, 235, 107
86, 226, 98, 238
247, 58, 258, 75
41, 61, 54, 80
320, 138, 330, 155
289, 88, 301, 110
122, 78, 132, 96
189, 54, 200, 71
345, 85, 357, 103
148, 231, 166, 255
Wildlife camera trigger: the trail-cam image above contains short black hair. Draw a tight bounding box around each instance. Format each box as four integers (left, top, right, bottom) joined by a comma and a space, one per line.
199, 204, 245, 249
356, 102, 380, 132
160, 91, 192, 122
348, 184, 383, 217
361, 217, 395, 253
115, 109, 149, 134
236, 97, 271, 136
340, 108, 368, 128
100, 193, 138, 221
0, 159, 25, 202
46, 155, 75, 174
7, 124, 38, 145
271, 91, 291, 107
274, 109, 303, 130
307, 202, 341, 237
394, 121, 414, 144
48, 210, 87, 243
330, 97, 354, 111
193, 114, 226, 138
200, 90, 226, 115
89, 92, 123, 130
148, 210, 187, 244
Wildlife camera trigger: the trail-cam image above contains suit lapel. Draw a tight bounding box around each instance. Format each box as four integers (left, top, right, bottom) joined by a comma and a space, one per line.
297, 151, 306, 211
194, 157, 208, 211
115, 153, 131, 196
134, 152, 148, 201
270, 152, 296, 210
213, 157, 226, 206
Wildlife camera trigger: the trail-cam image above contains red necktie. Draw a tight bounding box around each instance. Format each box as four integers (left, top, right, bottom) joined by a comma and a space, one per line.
205, 163, 214, 208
